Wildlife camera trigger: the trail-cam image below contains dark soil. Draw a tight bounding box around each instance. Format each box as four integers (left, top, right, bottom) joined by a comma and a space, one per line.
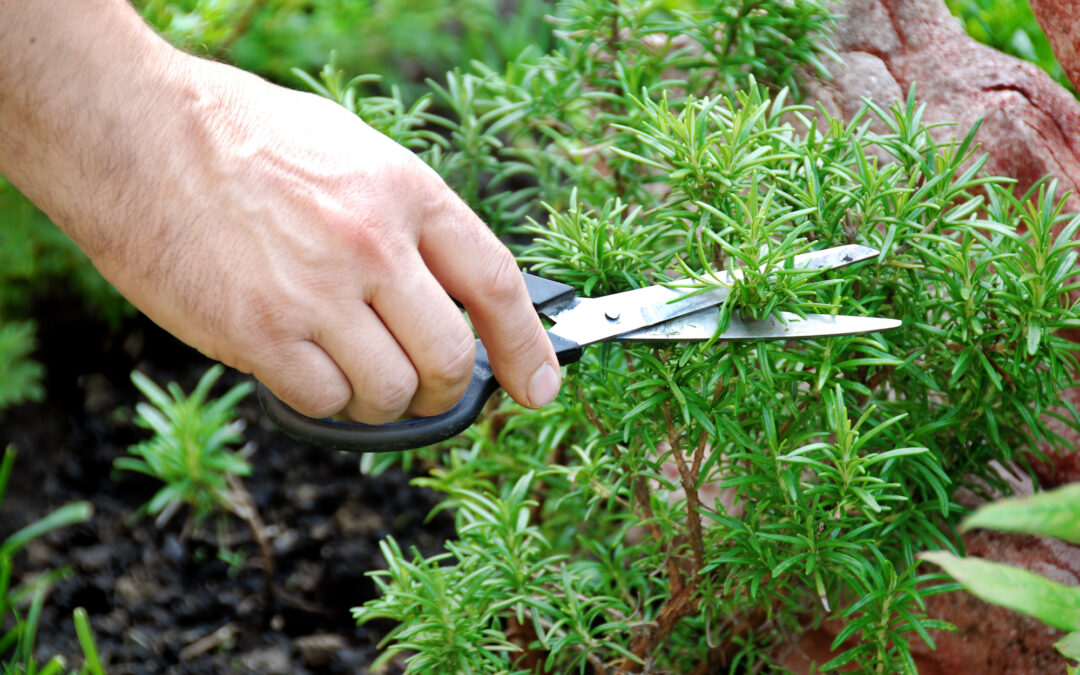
1, 296, 453, 674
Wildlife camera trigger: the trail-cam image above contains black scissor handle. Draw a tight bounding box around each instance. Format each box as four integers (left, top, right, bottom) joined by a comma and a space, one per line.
259, 331, 582, 453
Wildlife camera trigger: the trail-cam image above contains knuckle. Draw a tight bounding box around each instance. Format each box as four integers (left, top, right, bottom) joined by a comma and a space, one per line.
413, 171, 458, 217
332, 209, 412, 285
419, 335, 476, 399
329, 207, 387, 252
251, 347, 352, 420
222, 282, 298, 347
368, 151, 437, 211
291, 385, 350, 420
233, 294, 284, 339
356, 367, 418, 424
431, 334, 477, 386
476, 247, 523, 308
500, 316, 548, 362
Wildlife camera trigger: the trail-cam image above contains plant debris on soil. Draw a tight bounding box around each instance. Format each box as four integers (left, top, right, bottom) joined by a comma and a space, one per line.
1, 294, 454, 674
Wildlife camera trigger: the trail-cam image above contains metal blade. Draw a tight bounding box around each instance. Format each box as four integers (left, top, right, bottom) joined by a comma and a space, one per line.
546, 245, 882, 346
693, 244, 881, 286
618, 309, 901, 342
790, 244, 880, 272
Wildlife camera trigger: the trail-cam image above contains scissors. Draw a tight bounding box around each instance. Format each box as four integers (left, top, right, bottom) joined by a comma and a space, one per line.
258, 244, 900, 452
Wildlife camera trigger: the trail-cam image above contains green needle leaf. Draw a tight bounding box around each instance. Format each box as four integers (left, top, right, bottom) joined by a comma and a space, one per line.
0, 502, 93, 559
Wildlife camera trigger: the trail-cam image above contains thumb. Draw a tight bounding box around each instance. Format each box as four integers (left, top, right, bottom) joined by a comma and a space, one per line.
418, 193, 561, 409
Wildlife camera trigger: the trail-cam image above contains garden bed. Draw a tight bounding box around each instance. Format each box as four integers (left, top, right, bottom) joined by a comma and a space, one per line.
1, 294, 452, 674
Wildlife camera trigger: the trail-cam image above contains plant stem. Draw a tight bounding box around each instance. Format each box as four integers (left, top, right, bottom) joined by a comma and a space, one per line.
227, 473, 276, 619
622, 578, 700, 672
664, 401, 705, 573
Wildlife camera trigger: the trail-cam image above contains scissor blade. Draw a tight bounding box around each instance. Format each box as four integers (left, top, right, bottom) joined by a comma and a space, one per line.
618, 310, 901, 342
546, 245, 882, 347
698, 244, 881, 286
790, 244, 880, 272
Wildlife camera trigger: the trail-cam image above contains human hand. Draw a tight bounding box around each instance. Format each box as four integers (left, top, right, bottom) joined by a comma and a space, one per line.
0, 2, 561, 423
126, 57, 564, 423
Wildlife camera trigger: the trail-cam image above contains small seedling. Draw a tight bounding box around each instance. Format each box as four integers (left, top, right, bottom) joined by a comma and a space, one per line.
116, 365, 252, 524
114, 365, 274, 610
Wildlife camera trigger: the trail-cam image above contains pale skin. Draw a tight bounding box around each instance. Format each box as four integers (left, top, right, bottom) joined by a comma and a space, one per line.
0, 1, 561, 423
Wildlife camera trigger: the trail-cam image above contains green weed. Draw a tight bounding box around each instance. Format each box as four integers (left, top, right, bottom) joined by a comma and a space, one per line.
1, 446, 99, 674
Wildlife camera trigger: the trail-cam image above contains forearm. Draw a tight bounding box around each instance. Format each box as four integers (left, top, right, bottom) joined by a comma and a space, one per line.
0, 1, 196, 262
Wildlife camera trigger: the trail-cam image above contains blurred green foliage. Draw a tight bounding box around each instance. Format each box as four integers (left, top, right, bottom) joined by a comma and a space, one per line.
0, 182, 130, 323
0, 179, 129, 418
924, 483, 1080, 670
1, 446, 96, 674
138, 0, 556, 88
946, 0, 1074, 93
0, 323, 43, 417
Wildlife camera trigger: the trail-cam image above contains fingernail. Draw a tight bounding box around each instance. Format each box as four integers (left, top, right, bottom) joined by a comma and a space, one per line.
527, 363, 561, 408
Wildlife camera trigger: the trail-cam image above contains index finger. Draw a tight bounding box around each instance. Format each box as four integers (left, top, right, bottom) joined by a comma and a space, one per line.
418, 192, 561, 409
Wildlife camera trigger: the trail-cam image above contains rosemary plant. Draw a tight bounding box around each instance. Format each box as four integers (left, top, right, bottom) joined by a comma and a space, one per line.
115, 365, 253, 526
291, 1, 1080, 672
114, 365, 275, 608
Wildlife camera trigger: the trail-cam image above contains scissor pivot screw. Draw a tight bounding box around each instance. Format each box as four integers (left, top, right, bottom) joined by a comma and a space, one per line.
605, 310, 621, 321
